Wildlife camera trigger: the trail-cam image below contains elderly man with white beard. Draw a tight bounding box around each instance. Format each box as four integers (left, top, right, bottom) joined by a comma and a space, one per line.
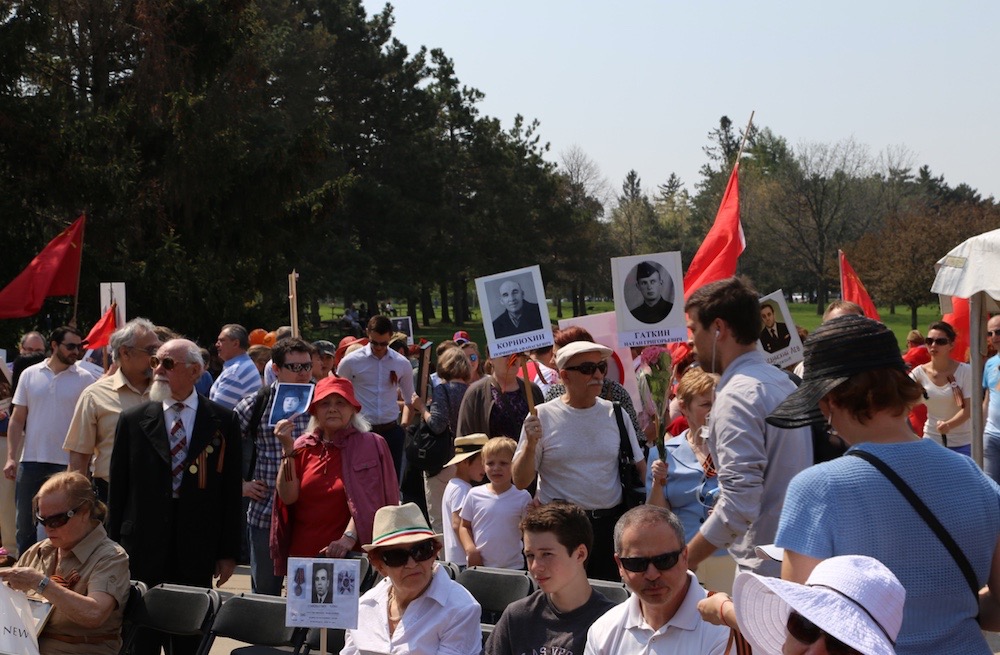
514, 341, 645, 581
109, 338, 242, 655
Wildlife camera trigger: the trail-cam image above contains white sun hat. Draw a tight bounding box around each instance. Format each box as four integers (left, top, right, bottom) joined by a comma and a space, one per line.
733, 555, 905, 655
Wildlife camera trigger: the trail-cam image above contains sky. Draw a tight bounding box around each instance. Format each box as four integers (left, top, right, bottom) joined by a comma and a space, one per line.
360, 1, 998, 202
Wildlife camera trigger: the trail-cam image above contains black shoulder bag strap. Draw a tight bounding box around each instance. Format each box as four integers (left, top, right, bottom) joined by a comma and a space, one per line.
246, 386, 273, 481
612, 402, 630, 474
848, 449, 979, 604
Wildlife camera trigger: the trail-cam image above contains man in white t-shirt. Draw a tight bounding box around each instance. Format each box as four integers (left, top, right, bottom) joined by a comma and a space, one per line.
4, 326, 96, 555
514, 341, 645, 581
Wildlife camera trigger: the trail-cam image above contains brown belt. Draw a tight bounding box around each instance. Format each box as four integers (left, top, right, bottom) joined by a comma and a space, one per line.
44, 632, 119, 644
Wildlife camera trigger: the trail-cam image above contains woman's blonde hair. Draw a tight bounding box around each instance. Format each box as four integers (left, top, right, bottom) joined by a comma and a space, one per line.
35, 471, 106, 522
676, 367, 718, 407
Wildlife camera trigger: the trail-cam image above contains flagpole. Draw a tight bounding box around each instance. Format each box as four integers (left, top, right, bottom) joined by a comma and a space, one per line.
69, 214, 86, 328
837, 250, 844, 298
732, 111, 756, 172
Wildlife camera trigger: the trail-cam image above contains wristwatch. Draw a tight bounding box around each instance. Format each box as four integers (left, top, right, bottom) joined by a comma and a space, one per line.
343, 530, 358, 543
36, 576, 50, 594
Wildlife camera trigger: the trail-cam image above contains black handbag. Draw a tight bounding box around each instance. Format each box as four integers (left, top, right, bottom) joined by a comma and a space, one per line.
404, 391, 453, 476
613, 402, 645, 509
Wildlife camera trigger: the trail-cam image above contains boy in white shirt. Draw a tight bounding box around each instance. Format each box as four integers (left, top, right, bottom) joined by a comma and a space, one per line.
460, 437, 531, 569
442, 434, 488, 566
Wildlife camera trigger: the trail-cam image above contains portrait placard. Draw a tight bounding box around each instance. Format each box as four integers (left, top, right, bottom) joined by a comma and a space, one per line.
269, 383, 315, 427
475, 265, 553, 358
611, 252, 686, 348
390, 316, 414, 345
285, 557, 360, 629
757, 290, 803, 368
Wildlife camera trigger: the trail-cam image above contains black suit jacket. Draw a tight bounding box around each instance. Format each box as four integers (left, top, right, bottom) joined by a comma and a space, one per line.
492, 301, 544, 338
108, 395, 242, 588
759, 322, 792, 353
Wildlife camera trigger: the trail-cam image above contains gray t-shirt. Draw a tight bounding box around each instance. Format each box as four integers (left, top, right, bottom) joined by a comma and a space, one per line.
486, 588, 614, 655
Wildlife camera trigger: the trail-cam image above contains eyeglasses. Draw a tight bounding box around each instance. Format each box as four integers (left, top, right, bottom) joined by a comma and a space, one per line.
35, 503, 84, 529
563, 361, 607, 376
618, 549, 682, 573
150, 355, 182, 370
281, 362, 313, 373
129, 345, 160, 357
786, 611, 862, 655
925, 338, 951, 347
60, 342, 82, 351
378, 540, 437, 567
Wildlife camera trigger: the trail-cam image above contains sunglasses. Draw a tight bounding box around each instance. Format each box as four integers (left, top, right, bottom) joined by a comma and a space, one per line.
787, 611, 862, 655
564, 361, 608, 376
149, 355, 183, 370
281, 362, 313, 373
926, 337, 951, 347
60, 342, 82, 351
618, 549, 682, 573
35, 503, 84, 529
468, 353, 478, 362
378, 540, 437, 567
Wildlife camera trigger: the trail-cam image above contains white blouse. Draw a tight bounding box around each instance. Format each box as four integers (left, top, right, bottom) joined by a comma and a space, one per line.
911, 362, 973, 447
341, 565, 482, 655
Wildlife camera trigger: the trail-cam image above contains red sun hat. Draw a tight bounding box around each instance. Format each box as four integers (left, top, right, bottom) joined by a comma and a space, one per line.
308, 376, 362, 414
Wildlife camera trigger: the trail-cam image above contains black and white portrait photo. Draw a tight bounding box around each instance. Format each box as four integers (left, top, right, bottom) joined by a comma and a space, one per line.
311, 563, 333, 604
626, 261, 675, 324
269, 382, 315, 426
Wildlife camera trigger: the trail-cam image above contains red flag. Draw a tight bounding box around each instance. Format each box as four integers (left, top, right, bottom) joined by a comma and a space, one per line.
0, 215, 86, 319
943, 296, 970, 363
683, 166, 745, 299
84, 303, 118, 350
838, 250, 880, 321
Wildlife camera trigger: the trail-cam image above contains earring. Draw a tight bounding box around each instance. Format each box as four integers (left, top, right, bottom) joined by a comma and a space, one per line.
825, 413, 839, 438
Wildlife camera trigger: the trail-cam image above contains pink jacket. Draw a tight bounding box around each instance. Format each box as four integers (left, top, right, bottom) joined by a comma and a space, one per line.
270, 426, 399, 574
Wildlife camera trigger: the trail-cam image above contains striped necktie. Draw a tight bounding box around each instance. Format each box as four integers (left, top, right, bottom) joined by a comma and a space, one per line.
170, 403, 187, 497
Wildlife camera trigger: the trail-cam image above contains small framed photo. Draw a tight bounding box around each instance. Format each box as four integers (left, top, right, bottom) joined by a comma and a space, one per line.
269, 383, 314, 426
286, 557, 360, 629
391, 317, 414, 345
475, 265, 553, 358
611, 252, 686, 348
757, 290, 804, 368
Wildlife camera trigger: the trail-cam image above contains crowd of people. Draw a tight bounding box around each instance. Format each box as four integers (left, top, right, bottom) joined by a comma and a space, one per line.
0, 275, 999, 654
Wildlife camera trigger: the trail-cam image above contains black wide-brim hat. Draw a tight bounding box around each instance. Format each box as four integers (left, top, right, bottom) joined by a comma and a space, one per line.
767, 315, 907, 429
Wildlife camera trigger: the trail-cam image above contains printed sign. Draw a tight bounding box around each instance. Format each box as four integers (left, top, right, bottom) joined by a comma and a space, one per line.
285, 557, 360, 629
611, 252, 686, 348
757, 290, 803, 368
476, 265, 553, 358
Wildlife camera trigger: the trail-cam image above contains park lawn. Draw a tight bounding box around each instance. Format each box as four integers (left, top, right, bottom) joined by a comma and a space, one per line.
312, 300, 944, 353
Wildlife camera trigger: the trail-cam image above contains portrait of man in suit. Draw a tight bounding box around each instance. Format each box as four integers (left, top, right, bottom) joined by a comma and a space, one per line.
491, 278, 544, 338
628, 261, 674, 324
109, 338, 242, 655
758, 303, 792, 353
312, 564, 333, 604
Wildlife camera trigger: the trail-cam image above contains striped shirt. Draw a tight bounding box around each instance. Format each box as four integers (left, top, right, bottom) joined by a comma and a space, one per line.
210, 353, 262, 410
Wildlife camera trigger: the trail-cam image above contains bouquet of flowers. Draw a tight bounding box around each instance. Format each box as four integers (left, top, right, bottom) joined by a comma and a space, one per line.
640, 345, 673, 463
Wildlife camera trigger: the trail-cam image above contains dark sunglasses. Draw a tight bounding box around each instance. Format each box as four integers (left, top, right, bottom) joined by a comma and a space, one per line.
281, 362, 313, 373
149, 355, 182, 370
378, 540, 437, 567
60, 342, 82, 351
926, 337, 951, 347
618, 549, 682, 573
35, 503, 84, 529
787, 611, 862, 655
564, 361, 607, 376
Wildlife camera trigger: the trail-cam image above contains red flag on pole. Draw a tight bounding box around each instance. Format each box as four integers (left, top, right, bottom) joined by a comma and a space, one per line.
943, 296, 970, 363
0, 215, 86, 319
683, 166, 745, 299
838, 250, 880, 321
84, 302, 118, 350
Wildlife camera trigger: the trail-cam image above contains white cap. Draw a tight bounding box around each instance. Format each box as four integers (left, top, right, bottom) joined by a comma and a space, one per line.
555, 340, 613, 370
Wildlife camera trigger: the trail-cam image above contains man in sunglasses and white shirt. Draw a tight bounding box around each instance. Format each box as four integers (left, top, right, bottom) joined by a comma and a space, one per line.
4, 326, 96, 556
514, 341, 645, 581
233, 337, 315, 595
585, 505, 729, 654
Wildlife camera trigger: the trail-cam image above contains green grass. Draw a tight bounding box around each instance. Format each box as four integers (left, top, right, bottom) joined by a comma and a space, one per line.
309, 300, 943, 351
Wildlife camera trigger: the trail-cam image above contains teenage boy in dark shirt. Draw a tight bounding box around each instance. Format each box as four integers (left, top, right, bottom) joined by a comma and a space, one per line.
486, 501, 614, 655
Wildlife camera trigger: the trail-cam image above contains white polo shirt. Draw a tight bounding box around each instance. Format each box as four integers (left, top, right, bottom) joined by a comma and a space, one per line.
13, 360, 97, 465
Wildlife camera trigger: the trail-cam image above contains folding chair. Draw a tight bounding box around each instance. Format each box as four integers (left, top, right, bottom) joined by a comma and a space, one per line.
120, 580, 148, 652
588, 578, 630, 604
456, 567, 535, 625
120, 583, 220, 655
196, 593, 305, 655
438, 560, 461, 580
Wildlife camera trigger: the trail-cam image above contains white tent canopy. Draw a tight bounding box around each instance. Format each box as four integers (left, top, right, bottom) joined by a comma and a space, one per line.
931, 228, 1000, 466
